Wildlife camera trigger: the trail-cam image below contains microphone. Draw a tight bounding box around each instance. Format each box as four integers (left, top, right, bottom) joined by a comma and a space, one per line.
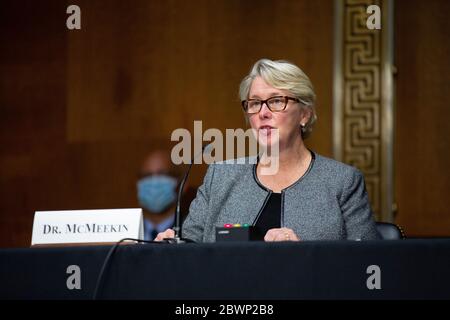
166, 143, 211, 244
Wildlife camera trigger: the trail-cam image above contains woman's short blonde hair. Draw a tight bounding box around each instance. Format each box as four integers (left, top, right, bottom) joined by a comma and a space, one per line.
239, 59, 317, 138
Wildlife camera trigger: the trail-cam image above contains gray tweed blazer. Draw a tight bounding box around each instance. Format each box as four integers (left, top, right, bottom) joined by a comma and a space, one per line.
182, 152, 381, 242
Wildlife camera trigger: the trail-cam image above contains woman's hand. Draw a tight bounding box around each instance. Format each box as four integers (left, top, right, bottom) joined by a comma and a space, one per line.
264, 227, 300, 242
154, 228, 175, 241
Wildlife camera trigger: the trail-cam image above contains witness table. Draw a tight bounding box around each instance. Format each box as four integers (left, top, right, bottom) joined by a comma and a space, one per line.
1, 240, 449, 299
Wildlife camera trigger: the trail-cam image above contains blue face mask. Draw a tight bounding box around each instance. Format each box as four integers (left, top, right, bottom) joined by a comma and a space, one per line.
137, 175, 178, 214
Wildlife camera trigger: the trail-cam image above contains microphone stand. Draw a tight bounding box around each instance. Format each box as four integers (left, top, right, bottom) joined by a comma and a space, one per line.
166, 161, 194, 243
163, 144, 209, 244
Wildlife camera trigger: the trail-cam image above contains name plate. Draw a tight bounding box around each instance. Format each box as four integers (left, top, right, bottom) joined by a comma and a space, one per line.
31, 208, 144, 246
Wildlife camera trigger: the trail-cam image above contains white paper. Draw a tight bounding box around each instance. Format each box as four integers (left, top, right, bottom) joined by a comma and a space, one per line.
31, 208, 144, 245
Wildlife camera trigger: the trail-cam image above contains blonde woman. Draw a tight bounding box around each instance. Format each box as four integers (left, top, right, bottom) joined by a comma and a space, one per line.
156, 59, 380, 242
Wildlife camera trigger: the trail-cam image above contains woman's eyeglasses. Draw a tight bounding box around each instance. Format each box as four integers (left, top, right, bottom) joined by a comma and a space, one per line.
241, 96, 303, 114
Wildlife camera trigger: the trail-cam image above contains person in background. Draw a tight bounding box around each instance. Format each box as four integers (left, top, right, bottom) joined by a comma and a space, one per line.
137, 150, 180, 241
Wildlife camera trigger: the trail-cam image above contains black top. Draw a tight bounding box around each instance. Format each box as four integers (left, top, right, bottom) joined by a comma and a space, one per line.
254, 192, 282, 237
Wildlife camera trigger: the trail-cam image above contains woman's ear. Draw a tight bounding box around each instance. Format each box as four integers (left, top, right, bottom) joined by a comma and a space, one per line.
299, 107, 311, 126
300, 123, 306, 133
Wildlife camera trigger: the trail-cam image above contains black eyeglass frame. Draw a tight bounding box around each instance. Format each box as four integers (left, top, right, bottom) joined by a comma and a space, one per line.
241, 96, 302, 114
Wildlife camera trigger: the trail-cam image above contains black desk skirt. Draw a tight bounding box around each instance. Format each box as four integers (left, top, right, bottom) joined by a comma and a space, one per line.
1, 240, 449, 300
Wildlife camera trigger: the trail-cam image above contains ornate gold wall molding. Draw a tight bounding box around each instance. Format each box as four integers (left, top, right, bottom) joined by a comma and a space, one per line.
333, 0, 394, 221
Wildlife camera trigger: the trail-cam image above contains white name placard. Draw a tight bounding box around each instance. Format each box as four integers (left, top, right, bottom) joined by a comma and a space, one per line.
31, 208, 144, 246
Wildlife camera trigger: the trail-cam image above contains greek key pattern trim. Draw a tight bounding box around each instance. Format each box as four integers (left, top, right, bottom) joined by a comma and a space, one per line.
334, 0, 393, 221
